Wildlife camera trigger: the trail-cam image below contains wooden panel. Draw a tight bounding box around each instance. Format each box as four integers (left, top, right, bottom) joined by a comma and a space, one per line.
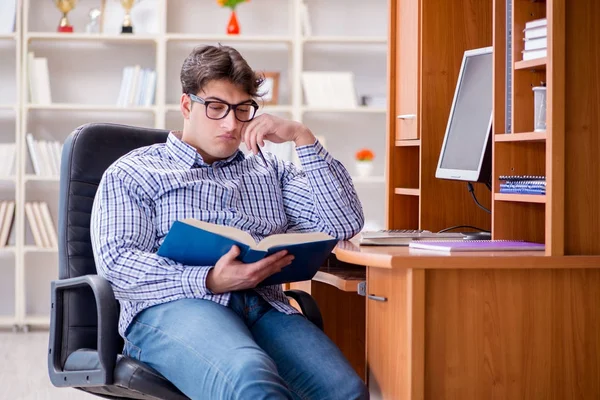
495, 193, 546, 204
367, 267, 424, 400
391, 146, 420, 189
424, 269, 600, 400
387, 194, 419, 230
311, 281, 366, 381
545, 0, 565, 256
511, 0, 546, 133
395, 0, 420, 140
515, 57, 547, 71
563, 0, 600, 255
493, 0, 507, 135
494, 132, 546, 142
492, 200, 545, 243
420, 0, 492, 233
493, 141, 546, 191
395, 188, 420, 196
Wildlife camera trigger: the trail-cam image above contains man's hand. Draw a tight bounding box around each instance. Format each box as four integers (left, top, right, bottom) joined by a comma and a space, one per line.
241, 114, 316, 155
205, 245, 295, 293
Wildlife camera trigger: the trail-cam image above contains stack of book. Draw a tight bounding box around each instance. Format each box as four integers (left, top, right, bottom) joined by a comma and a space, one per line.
522, 18, 547, 61
116, 65, 156, 107
25, 201, 57, 248
26, 133, 63, 177
499, 175, 546, 195
0, 201, 15, 247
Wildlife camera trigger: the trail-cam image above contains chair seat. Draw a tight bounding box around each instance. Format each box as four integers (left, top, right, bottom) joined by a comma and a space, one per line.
64, 349, 189, 400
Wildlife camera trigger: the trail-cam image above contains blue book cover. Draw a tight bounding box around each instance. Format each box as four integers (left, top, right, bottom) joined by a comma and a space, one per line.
157, 219, 339, 287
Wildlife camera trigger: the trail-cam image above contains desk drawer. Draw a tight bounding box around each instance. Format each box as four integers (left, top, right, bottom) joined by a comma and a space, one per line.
366, 267, 424, 400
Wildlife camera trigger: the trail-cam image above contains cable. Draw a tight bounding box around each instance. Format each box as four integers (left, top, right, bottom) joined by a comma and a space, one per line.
438, 225, 490, 233
485, 182, 492, 191
467, 182, 491, 214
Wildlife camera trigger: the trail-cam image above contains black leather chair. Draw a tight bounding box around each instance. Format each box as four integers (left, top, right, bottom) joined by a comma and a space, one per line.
48, 122, 324, 399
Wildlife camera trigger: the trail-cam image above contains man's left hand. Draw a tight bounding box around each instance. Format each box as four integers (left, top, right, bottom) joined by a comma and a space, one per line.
241, 114, 316, 155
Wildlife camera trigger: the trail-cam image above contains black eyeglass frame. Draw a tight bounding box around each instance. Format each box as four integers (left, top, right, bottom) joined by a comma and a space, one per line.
188, 93, 259, 122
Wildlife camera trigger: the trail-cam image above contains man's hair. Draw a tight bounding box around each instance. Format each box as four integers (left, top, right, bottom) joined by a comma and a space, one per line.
180, 44, 264, 97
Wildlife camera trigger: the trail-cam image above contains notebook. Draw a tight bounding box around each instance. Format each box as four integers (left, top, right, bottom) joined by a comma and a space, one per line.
408, 240, 545, 252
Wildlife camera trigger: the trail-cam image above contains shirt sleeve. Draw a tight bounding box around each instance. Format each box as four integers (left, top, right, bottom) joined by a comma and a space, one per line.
278, 139, 364, 239
90, 166, 213, 303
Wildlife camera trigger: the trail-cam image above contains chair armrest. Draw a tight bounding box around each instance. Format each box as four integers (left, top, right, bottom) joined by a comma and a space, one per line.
284, 289, 324, 331
48, 275, 119, 387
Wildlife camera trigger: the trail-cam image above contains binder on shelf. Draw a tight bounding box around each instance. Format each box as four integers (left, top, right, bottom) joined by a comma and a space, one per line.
25, 202, 57, 248
26, 134, 62, 176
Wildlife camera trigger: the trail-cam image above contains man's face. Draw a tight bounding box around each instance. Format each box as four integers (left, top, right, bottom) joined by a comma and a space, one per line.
181, 79, 253, 164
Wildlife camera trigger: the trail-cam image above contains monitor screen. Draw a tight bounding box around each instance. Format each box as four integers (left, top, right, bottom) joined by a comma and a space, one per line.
436, 47, 493, 183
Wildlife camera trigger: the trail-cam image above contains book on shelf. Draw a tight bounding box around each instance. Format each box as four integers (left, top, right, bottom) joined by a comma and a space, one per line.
157, 219, 338, 287
301, 71, 358, 108
524, 18, 547, 30
408, 240, 545, 252
0, 0, 17, 34
25, 202, 57, 248
524, 36, 547, 51
27, 52, 52, 105
524, 26, 547, 40
522, 48, 547, 61
117, 65, 156, 107
26, 133, 62, 176
0, 201, 15, 247
0, 143, 15, 177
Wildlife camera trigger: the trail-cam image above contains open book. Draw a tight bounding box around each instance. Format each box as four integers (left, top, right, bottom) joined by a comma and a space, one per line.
157, 219, 338, 286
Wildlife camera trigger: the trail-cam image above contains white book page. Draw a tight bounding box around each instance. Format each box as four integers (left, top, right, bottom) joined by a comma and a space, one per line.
181, 219, 257, 248
256, 232, 333, 251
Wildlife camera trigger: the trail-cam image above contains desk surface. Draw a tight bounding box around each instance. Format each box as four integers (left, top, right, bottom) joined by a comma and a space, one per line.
335, 240, 600, 269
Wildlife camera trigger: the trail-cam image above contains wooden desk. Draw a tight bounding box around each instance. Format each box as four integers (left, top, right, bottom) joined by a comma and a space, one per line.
333, 241, 600, 400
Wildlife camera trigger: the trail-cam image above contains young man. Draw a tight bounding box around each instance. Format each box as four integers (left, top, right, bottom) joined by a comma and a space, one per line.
91, 45, 367, 400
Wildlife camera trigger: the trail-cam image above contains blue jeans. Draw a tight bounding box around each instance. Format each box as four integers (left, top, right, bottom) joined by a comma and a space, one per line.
123, 290, 368, 400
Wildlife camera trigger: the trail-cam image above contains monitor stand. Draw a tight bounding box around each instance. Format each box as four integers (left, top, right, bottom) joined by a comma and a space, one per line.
461, 231, 492, 240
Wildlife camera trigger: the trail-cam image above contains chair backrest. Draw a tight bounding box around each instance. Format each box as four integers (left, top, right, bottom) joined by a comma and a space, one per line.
58, 123, 169, 365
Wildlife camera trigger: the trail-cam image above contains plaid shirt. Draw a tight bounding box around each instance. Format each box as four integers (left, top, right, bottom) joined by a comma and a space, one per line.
91, 132, 364, 337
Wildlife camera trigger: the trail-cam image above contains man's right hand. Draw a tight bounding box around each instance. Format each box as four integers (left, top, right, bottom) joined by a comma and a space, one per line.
205, 246, 294, 293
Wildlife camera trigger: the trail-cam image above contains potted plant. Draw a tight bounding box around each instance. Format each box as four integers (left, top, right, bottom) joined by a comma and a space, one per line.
355, 148, 374, 177
216, 0, 250, 35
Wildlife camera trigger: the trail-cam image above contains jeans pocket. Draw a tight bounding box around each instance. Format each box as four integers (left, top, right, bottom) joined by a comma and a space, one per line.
123, 339, 142, 360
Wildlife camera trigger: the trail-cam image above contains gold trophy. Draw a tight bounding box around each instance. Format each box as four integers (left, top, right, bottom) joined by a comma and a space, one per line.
120, 0, 136, 34
55, 0, 77, 33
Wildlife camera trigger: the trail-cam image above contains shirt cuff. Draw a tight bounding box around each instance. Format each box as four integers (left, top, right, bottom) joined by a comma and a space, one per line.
296, 139, 334, 172
181, 266, 214, 298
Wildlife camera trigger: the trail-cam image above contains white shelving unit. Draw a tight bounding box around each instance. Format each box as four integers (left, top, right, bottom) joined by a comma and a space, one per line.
6, 0, 388, 329
0, 0, 20, 331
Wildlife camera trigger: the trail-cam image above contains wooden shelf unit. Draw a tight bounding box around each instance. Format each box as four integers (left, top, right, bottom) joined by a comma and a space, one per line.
387, 0, 599, 256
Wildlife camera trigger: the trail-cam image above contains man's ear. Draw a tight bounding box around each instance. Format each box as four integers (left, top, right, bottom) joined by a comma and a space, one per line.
181, 93, 192, 119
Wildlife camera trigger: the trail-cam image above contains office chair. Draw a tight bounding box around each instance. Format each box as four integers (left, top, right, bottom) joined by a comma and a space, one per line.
48, 122, 325, 399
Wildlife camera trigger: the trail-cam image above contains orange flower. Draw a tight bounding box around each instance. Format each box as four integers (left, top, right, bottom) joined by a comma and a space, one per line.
355, 148, 374, 161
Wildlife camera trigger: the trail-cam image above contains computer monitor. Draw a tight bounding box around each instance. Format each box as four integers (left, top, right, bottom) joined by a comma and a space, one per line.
435, 46, 493, 183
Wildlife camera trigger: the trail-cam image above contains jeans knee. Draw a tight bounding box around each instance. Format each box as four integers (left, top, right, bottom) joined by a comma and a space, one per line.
336, 374, 369, 400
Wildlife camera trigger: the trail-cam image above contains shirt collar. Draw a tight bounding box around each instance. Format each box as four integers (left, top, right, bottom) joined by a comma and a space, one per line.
166, 131, 245, 169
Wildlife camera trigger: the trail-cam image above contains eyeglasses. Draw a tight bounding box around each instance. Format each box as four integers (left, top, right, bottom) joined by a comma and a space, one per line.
188, 93, 259, 122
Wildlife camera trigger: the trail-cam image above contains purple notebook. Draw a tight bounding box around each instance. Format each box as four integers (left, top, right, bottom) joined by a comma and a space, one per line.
408, 240, 545, 252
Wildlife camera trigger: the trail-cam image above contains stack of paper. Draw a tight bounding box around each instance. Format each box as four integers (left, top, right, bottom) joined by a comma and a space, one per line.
522, 18, 547, 61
